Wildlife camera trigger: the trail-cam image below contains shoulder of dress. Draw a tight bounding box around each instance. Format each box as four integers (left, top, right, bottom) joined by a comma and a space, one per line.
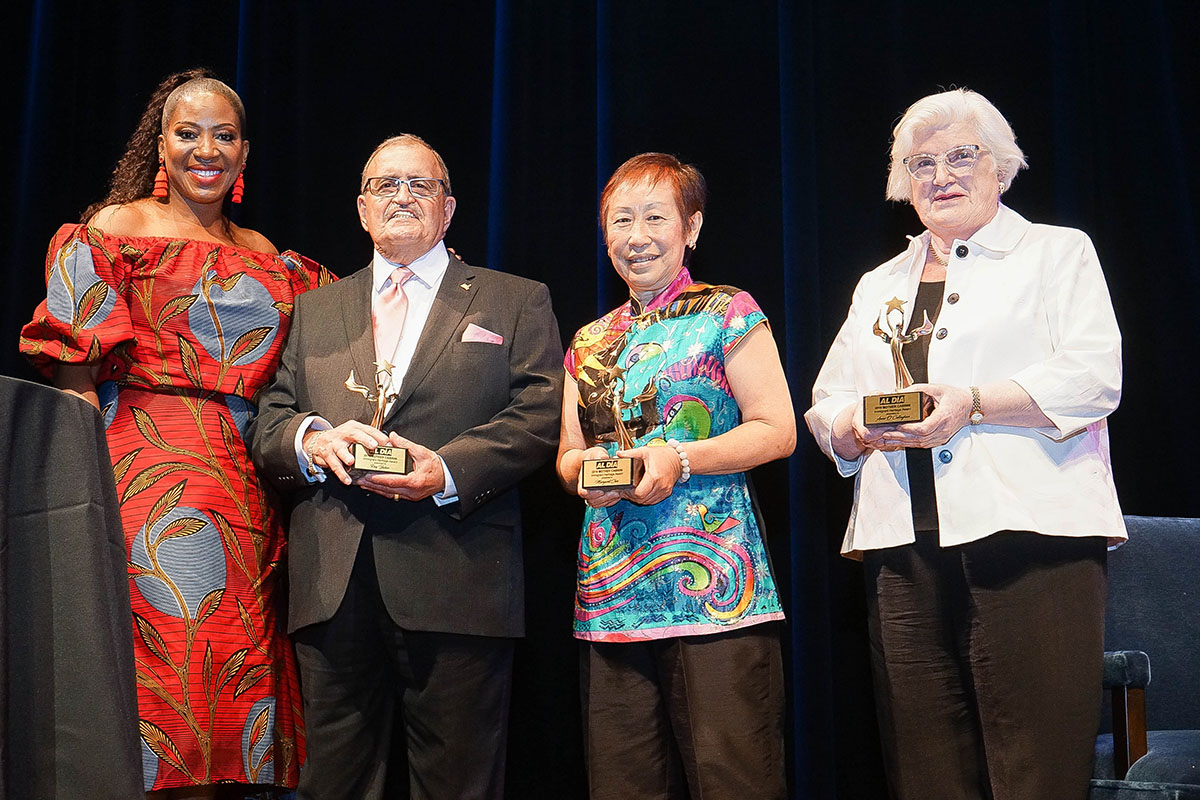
277, 250, 337, 284
49, 222, 90, 246
570, 304, 627, 341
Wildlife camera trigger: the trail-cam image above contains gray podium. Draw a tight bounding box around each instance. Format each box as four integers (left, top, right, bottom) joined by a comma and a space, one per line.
0, 376, 141, 798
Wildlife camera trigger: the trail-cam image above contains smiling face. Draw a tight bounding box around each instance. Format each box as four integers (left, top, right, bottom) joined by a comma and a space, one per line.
604, 177, 703, 303
157, 90, 248, 210
357, 141, 456, 264
907, 121, 1002, 242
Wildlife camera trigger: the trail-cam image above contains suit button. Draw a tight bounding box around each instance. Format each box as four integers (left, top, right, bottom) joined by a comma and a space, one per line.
935, 328, 948, 339
955, 245, 969, 258
938, 450, 953, 464
947, 293, 960, 304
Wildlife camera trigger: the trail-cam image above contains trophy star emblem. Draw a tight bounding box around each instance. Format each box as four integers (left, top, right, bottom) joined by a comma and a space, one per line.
884, 296, 906, 313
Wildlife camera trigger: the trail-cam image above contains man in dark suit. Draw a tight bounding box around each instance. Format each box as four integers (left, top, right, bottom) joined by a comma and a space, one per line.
249, 134, 563, 800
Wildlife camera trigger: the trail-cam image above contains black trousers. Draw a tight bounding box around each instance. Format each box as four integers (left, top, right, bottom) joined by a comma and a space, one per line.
580, 625, 786, 800
864, 531, 1106, 800
292, 536, 513, 800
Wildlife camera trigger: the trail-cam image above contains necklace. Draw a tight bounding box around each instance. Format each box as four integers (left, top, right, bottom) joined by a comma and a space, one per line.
928, 240, 948, 267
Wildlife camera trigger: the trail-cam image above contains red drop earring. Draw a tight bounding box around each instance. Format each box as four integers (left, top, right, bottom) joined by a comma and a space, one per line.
152, 161, 168, 199
231, 169, 245, 204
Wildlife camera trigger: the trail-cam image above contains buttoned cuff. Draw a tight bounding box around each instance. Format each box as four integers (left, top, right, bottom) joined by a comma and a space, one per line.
433, 457, 458, 506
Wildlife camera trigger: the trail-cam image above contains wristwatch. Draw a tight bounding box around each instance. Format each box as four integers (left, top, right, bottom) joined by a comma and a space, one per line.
969, 385, 984, 425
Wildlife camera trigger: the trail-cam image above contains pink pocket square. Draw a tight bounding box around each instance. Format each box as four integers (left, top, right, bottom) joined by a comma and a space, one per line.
462, 323, 504, 345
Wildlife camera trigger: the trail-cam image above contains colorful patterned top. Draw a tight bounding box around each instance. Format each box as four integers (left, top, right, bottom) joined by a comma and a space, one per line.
20, 223, 333, 791
565, 267, 785, 642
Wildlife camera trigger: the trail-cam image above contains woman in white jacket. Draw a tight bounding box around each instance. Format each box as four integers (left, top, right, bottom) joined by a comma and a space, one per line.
805, 88, 1124, 800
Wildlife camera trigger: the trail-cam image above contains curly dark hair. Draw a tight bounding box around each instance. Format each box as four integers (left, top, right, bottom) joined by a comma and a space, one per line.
81, 67, 244, 223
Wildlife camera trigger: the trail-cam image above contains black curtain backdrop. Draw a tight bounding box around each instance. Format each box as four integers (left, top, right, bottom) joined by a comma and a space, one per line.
4, 2, 1198, 797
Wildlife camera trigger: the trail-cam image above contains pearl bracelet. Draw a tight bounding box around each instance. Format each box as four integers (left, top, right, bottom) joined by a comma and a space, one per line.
666, 438, 691, 483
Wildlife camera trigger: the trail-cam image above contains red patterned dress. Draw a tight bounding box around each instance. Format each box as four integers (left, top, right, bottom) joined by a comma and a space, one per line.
20, 223, 333, 791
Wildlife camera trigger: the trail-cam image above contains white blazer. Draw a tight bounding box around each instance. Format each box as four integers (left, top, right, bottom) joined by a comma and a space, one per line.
805, 205, 1126, 556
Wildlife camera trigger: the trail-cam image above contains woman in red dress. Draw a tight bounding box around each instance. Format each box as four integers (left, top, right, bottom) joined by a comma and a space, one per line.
20, 69, 331, 799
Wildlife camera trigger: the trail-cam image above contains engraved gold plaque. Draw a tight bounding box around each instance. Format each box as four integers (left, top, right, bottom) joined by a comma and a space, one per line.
863, 391, 927, 426
581, 456, 644, 490
351, 443, 411, 475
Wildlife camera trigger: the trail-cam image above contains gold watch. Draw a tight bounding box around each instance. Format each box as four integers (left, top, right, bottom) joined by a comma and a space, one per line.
969, 385, 983, 425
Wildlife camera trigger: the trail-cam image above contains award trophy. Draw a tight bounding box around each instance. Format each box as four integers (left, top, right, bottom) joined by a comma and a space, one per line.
580, 375, 647, 491
863, 297, 934, 426
344, 361, 411, 475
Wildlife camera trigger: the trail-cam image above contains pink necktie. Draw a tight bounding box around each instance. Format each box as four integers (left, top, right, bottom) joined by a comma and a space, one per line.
373, 266, 413, 364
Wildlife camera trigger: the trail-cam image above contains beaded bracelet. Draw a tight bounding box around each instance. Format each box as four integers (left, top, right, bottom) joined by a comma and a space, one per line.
666, 438, 691, 483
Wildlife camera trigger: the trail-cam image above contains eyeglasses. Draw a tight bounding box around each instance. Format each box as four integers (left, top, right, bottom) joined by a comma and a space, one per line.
902, 144, 987, 181
362, 176, 447, 199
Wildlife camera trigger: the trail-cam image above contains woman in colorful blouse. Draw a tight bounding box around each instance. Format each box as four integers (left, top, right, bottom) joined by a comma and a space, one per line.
20, 69, 330, 798
556, 152, 796, 800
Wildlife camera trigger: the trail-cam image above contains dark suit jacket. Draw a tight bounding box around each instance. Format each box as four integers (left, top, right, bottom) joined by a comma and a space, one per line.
249, 254, 563, 638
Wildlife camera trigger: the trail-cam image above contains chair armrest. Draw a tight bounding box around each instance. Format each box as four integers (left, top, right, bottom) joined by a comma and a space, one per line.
1103, 650, 1151, 689
1104, 651, 1151, 778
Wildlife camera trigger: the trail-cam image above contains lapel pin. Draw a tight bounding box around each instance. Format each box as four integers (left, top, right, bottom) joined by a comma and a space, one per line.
460, 282, 472, 291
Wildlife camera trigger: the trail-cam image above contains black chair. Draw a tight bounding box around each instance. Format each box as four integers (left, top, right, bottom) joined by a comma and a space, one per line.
1091, 516, 1200, 800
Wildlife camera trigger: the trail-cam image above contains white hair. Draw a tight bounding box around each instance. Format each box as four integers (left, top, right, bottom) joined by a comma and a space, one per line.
360, 133, 451, 195
886, 88, 1028, 202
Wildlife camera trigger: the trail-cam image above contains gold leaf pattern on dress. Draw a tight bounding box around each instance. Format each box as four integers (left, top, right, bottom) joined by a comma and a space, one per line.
122, 462, 191, 504
139, 719, 192, 779
271, 301, 293, 316
18, 336, 44, 356
157, 294, 199, 328
234, 664, 270, 699
76, 280, 110, 329
86, 227, 118, 268
112, 449, 141, 484
195, 588, 224, 628
236, 597, 259, 647
158, 240, 186, 267
145, 480, 186, 534
210, 510, 246, 576
214, 272, 243, 292
134, 613, 172, 664
178, 335, 204, 390
156, 516, 208, 541
131, 406, 172, 451
86, 334, 102, 363
216, 648, 249, 696
219, 414, 240, 465
202, 639, 215, 703
227, 326, 273, 365
250, 742, 274, 783
247, 703, 271, 757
